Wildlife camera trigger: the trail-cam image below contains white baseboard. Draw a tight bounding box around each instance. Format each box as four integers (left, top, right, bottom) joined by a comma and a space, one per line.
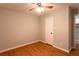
53, 45, 70, 53
40, 40, 46, 43
0, 40, 70, 53
40, 40, 70, 53
0, 40, 40, 53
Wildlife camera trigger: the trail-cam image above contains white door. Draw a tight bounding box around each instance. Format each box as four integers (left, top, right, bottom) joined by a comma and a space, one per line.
45, 16, 54, 45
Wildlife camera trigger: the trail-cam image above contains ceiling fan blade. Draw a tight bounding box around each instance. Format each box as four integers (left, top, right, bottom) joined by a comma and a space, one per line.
29, 8, 36, 11
43, 5, 53, 9
32, 3, 37, 5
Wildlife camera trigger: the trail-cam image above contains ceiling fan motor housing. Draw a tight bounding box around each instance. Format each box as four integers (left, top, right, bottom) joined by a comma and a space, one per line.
37, 3, 42, 7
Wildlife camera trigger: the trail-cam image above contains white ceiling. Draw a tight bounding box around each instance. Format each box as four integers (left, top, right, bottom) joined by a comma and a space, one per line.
0, 3, 79, 15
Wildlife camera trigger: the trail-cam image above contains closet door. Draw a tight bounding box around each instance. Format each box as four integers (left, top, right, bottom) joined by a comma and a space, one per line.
45, 16, 54, 45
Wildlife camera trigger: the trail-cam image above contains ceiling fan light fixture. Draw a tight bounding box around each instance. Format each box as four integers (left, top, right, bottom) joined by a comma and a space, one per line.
41, 7, 44, 12
36, 7, 44, 13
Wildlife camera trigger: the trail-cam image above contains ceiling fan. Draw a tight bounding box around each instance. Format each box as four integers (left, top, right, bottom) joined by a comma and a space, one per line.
29, 3, 53, 13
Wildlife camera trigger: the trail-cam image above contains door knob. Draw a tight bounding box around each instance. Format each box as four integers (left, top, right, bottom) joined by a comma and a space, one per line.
50, 32, 53, 34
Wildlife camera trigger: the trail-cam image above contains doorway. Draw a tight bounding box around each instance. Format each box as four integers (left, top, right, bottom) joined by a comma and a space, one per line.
69, 7, 78, 51
74, 16, 79, 47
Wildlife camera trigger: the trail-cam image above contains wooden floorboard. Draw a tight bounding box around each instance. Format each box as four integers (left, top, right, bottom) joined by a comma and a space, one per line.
0, 41, 79, 56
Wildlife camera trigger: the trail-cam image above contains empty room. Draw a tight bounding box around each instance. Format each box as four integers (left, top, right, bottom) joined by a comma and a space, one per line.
0, 3, 79, 56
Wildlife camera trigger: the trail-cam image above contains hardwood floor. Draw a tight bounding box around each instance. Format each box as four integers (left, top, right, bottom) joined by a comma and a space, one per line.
0, 41, 79, 56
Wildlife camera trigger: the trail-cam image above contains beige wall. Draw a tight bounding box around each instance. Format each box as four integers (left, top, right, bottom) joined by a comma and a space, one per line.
0, 8, 40, 51
41, 4, 70, 51
40, 17, 45, 42
53, 5, 69, 51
